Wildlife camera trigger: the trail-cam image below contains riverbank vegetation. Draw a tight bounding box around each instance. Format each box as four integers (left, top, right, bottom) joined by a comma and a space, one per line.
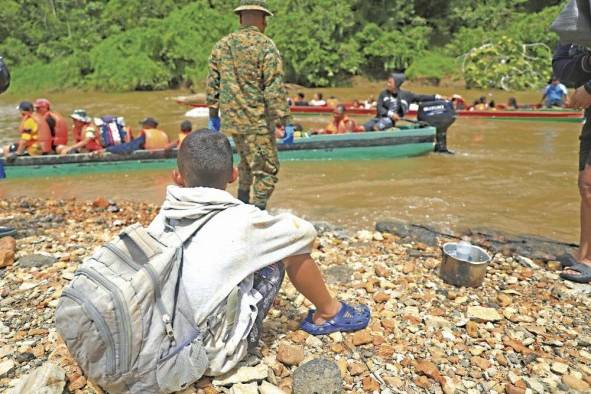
0, 0, 564, 92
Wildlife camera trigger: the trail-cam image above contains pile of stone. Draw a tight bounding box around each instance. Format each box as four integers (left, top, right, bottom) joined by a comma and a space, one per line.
0, 198, 589, 393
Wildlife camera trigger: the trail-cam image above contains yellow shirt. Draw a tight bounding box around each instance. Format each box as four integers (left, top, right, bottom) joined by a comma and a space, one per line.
20, 117, 42, 156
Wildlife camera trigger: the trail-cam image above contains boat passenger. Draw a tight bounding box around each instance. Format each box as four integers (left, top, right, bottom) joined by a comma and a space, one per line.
103, 117, 169, 154
309, 93, 327, 107
294, 92, 308, 106
166, 120, 193, 149
314, 105, 364, 135
542, 77, 569, 108
451, 94, 466, 110
364, 97, 377, 109
351, 99, 363, 109
1, 101, 52, 159
472, 96, 488, 111
34, 98, 69, 149
363, 73, 440, 131
507, 97, 519, 110
56, 110, 102, 155
326, 96, 339, 107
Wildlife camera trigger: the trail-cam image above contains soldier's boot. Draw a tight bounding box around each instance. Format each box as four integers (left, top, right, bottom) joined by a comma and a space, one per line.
254, 202, 267, 211
434, 129, 454, 155
238, 189, 251, 204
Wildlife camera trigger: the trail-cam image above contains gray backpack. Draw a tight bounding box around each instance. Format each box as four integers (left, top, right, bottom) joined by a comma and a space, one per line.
56, 219, 215, 393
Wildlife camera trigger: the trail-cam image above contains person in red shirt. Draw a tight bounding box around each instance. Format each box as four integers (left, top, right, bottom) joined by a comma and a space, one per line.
56, 110, 102, 154
34, 98, 69, 149
314, 105, 364, 135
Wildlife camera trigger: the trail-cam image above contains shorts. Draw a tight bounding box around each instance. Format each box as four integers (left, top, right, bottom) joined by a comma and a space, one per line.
580, 119, 591, 171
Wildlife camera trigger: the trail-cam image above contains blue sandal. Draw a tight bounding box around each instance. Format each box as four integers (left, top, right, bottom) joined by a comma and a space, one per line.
0, 227, 15, 238
300, 302, 371, 336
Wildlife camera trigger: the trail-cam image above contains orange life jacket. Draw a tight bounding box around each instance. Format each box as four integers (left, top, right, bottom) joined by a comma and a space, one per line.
20, 113, 52, 153
46, 111, 69, 146
143, 129, 169, 150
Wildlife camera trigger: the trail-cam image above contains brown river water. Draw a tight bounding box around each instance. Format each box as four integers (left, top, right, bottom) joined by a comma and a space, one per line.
0, 82, 583, 243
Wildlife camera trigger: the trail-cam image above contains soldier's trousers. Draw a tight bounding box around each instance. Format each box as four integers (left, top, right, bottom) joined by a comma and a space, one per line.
233, 132, 280, 209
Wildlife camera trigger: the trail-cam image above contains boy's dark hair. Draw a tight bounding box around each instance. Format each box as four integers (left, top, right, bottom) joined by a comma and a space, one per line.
298, 92, 305, 99
177, 129, 233, 189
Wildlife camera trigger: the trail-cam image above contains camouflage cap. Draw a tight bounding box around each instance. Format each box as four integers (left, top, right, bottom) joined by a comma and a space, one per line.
234, 0, 273, 16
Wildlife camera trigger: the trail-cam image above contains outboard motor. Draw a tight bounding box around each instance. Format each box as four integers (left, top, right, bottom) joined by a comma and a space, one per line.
0, 57, 10, 94
417, 100, 456, 154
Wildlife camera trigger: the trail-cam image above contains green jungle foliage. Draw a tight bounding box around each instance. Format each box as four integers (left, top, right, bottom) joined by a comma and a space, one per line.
0, 0, 567, 91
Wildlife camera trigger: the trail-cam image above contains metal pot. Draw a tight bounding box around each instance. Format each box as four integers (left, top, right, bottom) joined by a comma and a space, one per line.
440, 242, 492, 288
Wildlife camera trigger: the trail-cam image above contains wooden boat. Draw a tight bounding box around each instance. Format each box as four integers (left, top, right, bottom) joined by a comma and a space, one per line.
3, 125, 436, 179
181, 102, 584, 123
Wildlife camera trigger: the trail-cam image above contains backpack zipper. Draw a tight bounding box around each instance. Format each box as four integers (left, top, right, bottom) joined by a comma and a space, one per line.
62, 288, 117, 376
77, 266, 133, 374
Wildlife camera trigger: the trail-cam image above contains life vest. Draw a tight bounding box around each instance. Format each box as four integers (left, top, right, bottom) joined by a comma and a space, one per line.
143, 129, 169, 150
46, 112, 69, 146
19, 113, 52, 154
178, 131, 190, 145
96, 116, 129, 147
84, 125, 103, 152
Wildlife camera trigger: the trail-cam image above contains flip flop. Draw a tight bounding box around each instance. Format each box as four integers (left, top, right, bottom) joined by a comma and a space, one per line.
560, 263, 591, 284
556, 254, 578, 268
299, 302, 371, 336
0, 227, 16, 238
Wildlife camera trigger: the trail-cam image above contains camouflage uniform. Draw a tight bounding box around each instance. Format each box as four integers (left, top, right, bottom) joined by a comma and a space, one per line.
207, 25, 289, 209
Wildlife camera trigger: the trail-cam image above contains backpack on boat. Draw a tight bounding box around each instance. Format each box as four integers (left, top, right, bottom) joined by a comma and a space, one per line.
95, 116, 129, 147
55, 217, 219, 394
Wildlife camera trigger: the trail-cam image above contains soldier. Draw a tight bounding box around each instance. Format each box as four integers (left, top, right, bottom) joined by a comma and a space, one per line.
207, 0, 289, 210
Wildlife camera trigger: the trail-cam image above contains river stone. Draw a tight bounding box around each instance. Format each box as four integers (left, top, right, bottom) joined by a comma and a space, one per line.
18, 254, 57, 268
375, 220, 438, 246
325, 265, 354, 285
229, 383, 259, 394
212, 364, 268, 386
259, 381, 286, 394
467, 306, 502, 322
0, 360, 14, 378
8, 362, 66, 394
293, 359, 342, 394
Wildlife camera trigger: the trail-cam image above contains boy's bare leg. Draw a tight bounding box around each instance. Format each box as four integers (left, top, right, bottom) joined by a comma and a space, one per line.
15, 140, 26, 155
284, 254, 341, 324
579, 167, 591, 264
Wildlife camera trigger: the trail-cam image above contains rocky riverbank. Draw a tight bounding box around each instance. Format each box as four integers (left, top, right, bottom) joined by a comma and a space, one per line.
0, 197, 590, 394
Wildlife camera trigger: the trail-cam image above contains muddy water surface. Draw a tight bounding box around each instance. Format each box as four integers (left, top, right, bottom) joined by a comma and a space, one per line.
0, 85, 583, 243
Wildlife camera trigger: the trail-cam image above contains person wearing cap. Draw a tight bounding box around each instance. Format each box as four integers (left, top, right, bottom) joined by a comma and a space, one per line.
1, 101, 52, 159
206, 0, 290, 210
56, 110, 102, 155
363, 73, 440, 132
34, 98, 69, 149
166, 120, 193, 149
101, 117, 169, 154
541, 77, 569, 108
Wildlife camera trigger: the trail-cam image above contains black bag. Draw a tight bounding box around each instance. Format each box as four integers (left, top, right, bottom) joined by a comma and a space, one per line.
0, 57, 10, 94
551, 0, 591, 47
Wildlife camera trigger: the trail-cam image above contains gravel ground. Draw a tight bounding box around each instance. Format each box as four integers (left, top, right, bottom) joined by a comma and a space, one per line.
0, 197, 590, 394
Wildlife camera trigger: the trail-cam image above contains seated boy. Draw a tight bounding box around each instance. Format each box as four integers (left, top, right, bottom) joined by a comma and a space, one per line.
166, 120, 193, 149
148, 130, 370, 375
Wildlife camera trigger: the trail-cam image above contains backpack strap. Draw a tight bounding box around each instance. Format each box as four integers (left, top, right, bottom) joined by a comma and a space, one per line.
119, 224, 162, 263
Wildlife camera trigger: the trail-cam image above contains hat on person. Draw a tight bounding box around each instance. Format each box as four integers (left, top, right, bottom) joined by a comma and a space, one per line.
180, 120, 192, 132
34, 98, 51, 110
17, 101, 34, 112
390, 73, 406, 88
234, 0, 273, 16
70, 109, 91, 123
140, 117, 159, 128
